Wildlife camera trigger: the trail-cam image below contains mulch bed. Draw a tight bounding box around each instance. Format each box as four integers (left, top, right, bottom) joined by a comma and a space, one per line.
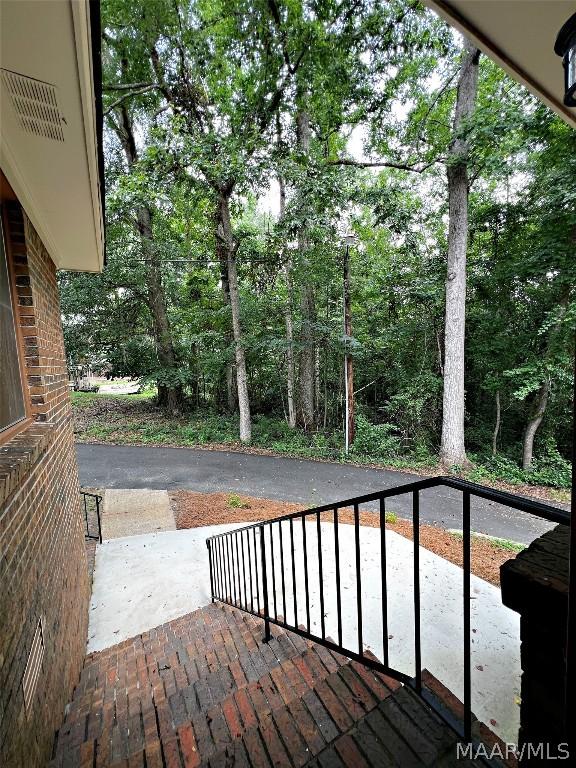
169, 490, 519, 587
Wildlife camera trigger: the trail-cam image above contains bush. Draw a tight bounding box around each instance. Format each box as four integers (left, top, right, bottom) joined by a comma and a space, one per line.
470, 444, 571, 490
351, 416, 401, 459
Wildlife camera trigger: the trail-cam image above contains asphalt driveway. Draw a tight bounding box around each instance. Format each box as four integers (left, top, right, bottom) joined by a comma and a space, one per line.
76, 443, 562, 544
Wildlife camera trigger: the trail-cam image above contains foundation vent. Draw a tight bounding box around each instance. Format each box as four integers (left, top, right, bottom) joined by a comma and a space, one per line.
1, 69, 65, 142
22, 617, 45, 715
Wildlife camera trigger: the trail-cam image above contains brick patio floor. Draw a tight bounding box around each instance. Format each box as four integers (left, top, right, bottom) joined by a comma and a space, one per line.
49, 603, 495, 767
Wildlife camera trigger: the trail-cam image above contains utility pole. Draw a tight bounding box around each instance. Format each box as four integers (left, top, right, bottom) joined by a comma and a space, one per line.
343, 234, 355, 453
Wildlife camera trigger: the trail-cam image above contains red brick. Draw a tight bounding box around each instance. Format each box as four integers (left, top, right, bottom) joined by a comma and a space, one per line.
222, 697, 243, 739
350, 661, 394, 700
178, 724, 200, 768
287, 697, 326, 756
242, 728, 271, 768
314, 680, 353, 732
234, 688, 259, 730
335, 733, 371, 767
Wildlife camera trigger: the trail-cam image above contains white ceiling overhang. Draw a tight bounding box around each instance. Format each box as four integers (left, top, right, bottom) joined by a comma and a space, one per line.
423, 1, 576, 129
0, 0, 104, 272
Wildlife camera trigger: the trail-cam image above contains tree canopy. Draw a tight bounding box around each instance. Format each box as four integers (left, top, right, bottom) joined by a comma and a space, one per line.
61, 0, 575, 489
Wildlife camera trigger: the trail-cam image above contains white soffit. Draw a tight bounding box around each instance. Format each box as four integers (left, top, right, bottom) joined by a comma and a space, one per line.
0, 0, 104, 272
423, 0, 576, 129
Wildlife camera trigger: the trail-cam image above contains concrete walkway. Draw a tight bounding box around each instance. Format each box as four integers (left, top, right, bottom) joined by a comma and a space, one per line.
101, 488, 175, 539
88, 522, 520, 743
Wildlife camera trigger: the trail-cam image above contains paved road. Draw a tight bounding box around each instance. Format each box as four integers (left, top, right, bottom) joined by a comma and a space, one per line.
76, 443, 565, 544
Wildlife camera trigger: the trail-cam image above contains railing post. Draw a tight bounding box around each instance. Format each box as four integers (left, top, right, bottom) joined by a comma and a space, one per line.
260, 524, 271, 642
207, 539, 215, 602
96, 494, 102, 544
462, 491, 472, 742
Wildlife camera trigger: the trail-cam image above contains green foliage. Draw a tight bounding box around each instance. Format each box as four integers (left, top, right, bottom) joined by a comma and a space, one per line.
227, 494, 250, 509
352, 416, 402, 459
60, 1, 573, 488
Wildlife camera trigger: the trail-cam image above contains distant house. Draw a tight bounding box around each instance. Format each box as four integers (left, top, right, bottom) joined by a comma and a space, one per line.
0, 1, 104, 765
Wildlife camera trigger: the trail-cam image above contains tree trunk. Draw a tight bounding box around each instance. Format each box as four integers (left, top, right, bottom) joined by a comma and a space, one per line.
440, 38, 479, 468
115, 106, 183, 414
492, 390, 501, 457
137, 206, 183, 415
521, 288, 570, 470
216, 190, 251, 442
343, 242, 355, 449
278, 173, 296, 429
214, 208, 238, 413
523, 380, 550, 471
296, 102, 316, 430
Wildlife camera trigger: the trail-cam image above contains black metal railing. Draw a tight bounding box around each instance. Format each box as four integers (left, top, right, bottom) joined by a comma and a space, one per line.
206, 476, 569, 741
81, 490, 102, 543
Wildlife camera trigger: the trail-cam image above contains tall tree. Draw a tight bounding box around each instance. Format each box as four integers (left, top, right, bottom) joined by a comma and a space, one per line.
107, 100, 184, 414
440, 37, 479, 467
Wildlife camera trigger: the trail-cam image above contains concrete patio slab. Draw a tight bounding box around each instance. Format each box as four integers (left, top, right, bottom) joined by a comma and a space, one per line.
101, 488, 175, 539
88, 522, 520, 743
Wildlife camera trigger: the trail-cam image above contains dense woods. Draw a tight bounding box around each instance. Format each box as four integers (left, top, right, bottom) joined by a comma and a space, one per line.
61, 0, 575, 488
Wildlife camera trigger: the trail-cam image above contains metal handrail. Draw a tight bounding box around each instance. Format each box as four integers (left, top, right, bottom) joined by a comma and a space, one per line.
206, 476, 569, 741
81, 490, 103, 543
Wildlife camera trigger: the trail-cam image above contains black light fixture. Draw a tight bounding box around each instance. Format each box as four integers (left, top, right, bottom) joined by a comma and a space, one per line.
555, 12, 576, 107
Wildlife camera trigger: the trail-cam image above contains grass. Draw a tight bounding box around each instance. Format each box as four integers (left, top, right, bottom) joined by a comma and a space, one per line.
70, 392, 570, 499
448, 530, 525, 553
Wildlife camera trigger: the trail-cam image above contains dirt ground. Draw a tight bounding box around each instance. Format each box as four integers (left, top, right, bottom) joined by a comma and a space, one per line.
169, 490, 519, 587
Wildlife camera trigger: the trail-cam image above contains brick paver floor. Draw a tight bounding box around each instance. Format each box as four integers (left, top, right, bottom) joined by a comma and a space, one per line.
49, 603, 507, 767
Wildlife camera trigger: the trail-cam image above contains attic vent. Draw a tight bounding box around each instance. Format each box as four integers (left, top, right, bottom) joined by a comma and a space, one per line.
22, 618, 45, 715
1, 69, 65, 142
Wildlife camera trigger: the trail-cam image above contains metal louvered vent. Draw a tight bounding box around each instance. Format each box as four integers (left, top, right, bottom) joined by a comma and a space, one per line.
22, 617, 45, 715
1, 69, 65, 142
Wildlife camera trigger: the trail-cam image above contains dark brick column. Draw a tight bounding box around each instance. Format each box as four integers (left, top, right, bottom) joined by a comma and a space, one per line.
501, 525, 569, 764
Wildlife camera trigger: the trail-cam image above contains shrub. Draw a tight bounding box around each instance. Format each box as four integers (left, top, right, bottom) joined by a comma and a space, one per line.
352, 416, 401, 458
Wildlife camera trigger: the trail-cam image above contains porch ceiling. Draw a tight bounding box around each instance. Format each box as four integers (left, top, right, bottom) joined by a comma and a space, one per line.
0, 0, 104, 272
423, 0, 576, 129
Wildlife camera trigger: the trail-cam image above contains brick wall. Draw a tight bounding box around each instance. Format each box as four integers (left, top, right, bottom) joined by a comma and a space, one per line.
500, 524, 569, 764
0, 202, 90, 767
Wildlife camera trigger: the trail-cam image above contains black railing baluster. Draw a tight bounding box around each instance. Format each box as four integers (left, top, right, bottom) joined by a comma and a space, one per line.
379, 496, 389, 667
334, 507, 343, 647
203, 476, 567, 746
463, 491, 472, 742
279, 521, 287, 622
241, 530, 248, 610
253, 526, 261, 614
236, 532, 241, 606
81, 491, 103, 543
221, 536, 227, 601
236, 531, 245, 608
317, 511, 325, 640
236, 529, 248, 608
215, 536, 223, 599
247, 527, 254, 611
96, 495, 102, 543
260, 525, 271, 642
226, 534, 234, 605
302, 515, 311, 633
269, 524, 277, 620
413, 490, 422, 694
290, 517, 297, 626
354, 503, 363, 656
207, 540, 215, 602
